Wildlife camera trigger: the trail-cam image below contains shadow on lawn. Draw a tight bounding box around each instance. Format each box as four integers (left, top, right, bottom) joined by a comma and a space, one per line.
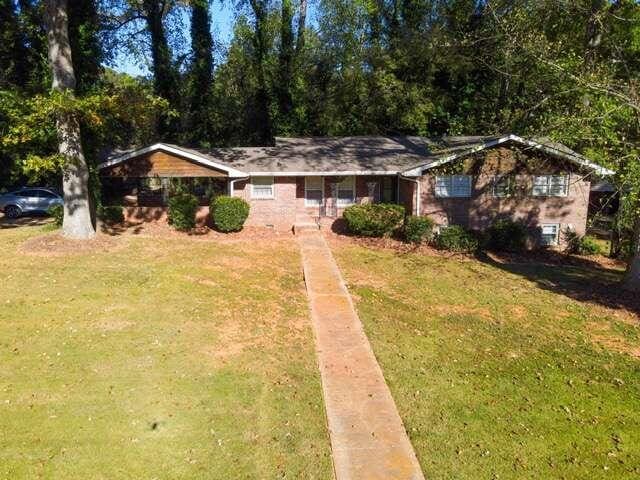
0, 212, 52, 229
475, 250, 640, 314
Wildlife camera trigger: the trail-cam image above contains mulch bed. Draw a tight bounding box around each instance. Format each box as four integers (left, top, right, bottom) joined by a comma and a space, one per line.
19, 231, 124, 256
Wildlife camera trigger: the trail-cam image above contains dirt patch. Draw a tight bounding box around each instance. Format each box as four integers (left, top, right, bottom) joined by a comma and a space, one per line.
509, 305, 528, 320
202, 312, 308, 366
102, 220, 292, 244
19, 232, 125, 256
587, 321, 640, 359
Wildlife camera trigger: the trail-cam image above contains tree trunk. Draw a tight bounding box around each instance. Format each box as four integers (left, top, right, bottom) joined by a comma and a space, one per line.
249, 0, 273, 144
143, 0, 179, 139
45, 0, 95, 239
622, 217, 640, 291
278, 0, 294, 119
189, 0, 213, 144
295, 0, 307, 54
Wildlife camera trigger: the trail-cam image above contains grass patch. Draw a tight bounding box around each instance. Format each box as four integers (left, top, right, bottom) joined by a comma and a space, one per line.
0, 226, 331, 478
333, 243, 640, 479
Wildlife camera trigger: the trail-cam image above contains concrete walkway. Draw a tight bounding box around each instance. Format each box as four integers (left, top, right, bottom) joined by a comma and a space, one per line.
298, 232, 425, 480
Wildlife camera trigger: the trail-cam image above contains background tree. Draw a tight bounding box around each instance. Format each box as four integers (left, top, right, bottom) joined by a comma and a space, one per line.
187, 0, 214, 145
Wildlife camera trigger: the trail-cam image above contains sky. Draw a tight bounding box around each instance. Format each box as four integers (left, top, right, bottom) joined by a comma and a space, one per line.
110, 2, 318, 77
111, 2, 239, 77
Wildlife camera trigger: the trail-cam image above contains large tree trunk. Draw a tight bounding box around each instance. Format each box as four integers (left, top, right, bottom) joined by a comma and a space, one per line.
622, 217, 640, 291
45, 0, 95, 239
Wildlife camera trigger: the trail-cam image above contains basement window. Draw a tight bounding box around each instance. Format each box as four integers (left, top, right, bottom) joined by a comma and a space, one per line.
540, 223, 560, 246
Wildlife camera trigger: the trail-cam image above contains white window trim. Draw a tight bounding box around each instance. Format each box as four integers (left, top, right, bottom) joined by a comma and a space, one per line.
540, 223, 560, 246
250, 176, 275, 199
491, 175, 512, 197
305, 176, 324, 207
435, 175, 472, 198
532, 175, 568, 197
336, 176, 356, 207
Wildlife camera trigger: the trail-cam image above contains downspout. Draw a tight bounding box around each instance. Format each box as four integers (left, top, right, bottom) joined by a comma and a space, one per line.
399, 174, 420, 216
229, 175, 250, 197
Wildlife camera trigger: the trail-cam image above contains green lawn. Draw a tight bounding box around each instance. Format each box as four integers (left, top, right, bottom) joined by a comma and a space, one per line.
332, 242, 640, 479
0, 225, 332, 479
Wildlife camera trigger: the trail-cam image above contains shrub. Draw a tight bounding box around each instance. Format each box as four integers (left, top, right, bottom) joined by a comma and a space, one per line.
167, 193, 198, 231
434, 225, 479, 253
485, 219, 527, 252
48, 204, 63, 227
578, 236, 602, 255
343, 203, 405, 237
97, 205, 124, 224
403, 216, 434, 244
211, 195, 250, 232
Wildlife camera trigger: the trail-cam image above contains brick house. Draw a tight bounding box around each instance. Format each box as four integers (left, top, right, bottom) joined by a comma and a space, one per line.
98, 134, 612, 247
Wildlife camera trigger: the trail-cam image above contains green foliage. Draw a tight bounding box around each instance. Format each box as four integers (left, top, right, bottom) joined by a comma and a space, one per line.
485, 219, 527, 252
97, 205, 124, 224
343, 203, 405, 237
434, 225, 479, 253
577, 236, 603, 256
210, 195, 250, 232
403, 216, 434, 244
565, 230, 603, 256
168, 193, 198, 231
48, 204, 63, 227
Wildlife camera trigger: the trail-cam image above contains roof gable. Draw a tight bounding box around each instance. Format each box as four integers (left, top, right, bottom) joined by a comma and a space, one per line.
97, 143, 248, 177
400, 134, 614, 176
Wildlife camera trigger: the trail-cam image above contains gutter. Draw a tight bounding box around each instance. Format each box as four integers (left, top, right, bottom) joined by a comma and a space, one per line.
399, 174, 420, 216
228, 176, 250, 197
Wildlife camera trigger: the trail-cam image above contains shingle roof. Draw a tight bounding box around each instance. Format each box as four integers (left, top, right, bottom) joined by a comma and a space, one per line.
98, 135, 613, 176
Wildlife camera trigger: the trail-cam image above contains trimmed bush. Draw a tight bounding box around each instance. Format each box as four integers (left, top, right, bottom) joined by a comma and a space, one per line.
168, 193, 198, 231
485, 218, 527, 252
343, 203, 405, 237
434, 225, 479, 253
211, 195, 250, 232
403, 216, 434, 244
48, 204, 63, 227
97, 205, 124, 224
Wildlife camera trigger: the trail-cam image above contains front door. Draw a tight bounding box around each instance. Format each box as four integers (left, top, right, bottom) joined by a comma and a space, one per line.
381, 176, 397, 203
304, 176, 324, 217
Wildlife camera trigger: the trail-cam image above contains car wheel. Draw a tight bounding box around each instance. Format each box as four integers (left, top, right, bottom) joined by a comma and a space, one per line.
4, 205, 21, 219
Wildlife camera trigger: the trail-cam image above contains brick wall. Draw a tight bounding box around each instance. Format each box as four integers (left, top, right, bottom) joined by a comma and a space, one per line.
417, 147, 591, 247
233, 175, 400, 230
232, 177, 298, 230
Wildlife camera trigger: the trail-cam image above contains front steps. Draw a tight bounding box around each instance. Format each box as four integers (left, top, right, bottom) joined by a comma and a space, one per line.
293, 215, 321, 235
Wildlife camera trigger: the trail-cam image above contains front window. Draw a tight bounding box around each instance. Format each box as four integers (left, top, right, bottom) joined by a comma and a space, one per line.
532, 175, 568, 196
435, 175, 472, 198
305, 176, 323, 207
540, 224, 560, 246
251, 176, 274, 199
336, 176, 355, 206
